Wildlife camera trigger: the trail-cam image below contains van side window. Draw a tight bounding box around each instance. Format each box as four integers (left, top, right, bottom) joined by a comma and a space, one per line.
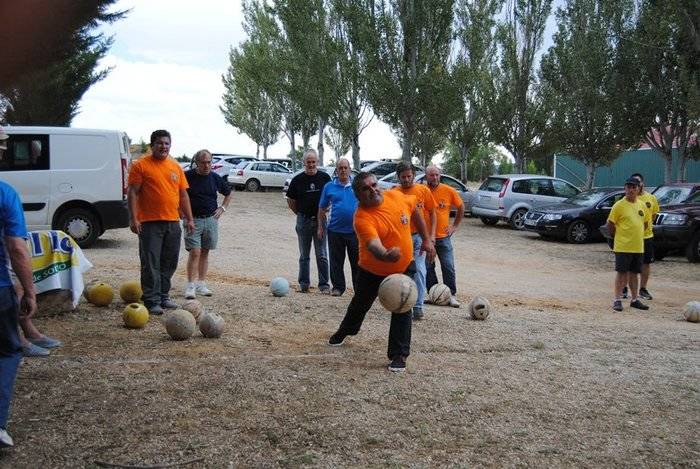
0, 135, 49, 171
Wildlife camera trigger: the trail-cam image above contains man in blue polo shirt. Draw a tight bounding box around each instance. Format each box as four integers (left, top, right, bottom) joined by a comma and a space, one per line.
183, 149, 232, 299
317, 158, 359, 296
0, 128, 38, 447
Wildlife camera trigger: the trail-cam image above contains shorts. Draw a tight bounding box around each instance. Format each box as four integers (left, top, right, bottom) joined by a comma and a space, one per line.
614, 252, 643, 273
184, 216, 218, 250
643, 238, 655, 264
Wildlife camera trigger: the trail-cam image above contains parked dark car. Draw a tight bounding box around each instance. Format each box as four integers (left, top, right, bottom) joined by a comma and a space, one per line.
523, 187, 625, 243
651, 182, 700, 206
652, 191, 700, 262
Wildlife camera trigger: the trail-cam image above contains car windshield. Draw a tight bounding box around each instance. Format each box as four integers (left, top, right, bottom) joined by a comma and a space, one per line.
653, 186, 692, 205
563, 189, 611, 206
683, 191, 700, 204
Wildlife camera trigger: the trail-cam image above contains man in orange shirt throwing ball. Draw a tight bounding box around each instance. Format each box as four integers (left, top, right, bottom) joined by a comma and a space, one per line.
328, 171, 435, 373
128, 130, 195, 315
424, 165, 464, 308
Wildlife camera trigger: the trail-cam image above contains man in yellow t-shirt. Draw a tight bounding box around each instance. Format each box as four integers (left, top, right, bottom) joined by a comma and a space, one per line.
328, 171, 435, 373
424, 165, 464, 307
606, 178, 651, 312
392, 161, 436, 321
127, 130, 195, 315
630, 173, 659, 301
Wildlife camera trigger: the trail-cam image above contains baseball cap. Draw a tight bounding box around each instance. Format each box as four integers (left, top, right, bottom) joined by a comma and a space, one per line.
624, 177, 640, 186
0, 127, 8, 150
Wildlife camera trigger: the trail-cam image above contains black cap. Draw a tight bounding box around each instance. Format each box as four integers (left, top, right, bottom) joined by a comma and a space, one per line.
624, 177, 640, 186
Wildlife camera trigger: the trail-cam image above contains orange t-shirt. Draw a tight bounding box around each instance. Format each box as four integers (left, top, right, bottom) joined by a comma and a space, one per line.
128, 155, 188, 222
393, 184, 435, 234
354, 190, 416, 276
428, 183, 463, 239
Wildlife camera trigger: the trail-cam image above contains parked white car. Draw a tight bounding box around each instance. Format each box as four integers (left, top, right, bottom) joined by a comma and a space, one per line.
229, 161, 292, 191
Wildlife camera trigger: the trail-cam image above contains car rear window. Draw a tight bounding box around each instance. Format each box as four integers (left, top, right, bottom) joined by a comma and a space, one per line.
479, 177, 506, 192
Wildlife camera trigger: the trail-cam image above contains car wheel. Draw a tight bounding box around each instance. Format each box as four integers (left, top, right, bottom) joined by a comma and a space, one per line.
566, 220, 590, 244
686, 231, 700, 263
245, 179, 260, 192
480, 217, 498, 226
509, 208, 528, 230
56, 208, 100, 248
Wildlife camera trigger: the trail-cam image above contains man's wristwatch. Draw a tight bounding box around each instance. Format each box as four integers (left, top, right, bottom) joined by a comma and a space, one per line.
219, 205, 226, 212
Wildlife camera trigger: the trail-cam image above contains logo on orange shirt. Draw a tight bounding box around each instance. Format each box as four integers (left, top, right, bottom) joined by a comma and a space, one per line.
417, 201, 424, 209
439, 200, 446, 209
400, 213, 409, 225
170, 171, 178, 182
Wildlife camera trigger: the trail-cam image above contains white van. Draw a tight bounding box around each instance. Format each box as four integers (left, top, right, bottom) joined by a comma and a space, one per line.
0, 126, 130, 247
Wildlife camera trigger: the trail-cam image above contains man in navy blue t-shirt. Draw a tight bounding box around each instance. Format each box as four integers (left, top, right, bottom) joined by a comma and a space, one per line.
183, 149, 232, 299
317, 158, 359, 296
0, 127, 38, 447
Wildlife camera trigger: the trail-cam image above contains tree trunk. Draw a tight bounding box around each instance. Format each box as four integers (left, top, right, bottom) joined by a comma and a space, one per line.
317, 118, 326, 166
352, 132, 361, 171
459, 144, 469, 183
289, 134, 297, 171
678, 154, 688, 182
662, 150, 673, 184
584, 163, 596, 190
256, 145, 260, 159
401, 127, 412, 163
263, 144, 269, 160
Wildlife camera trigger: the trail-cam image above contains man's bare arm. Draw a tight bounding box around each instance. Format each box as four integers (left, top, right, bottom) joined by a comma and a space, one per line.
287, 198, 298, 214
6, 236, 36, 318
127, 184, 141, 234
366, 238, 400, 262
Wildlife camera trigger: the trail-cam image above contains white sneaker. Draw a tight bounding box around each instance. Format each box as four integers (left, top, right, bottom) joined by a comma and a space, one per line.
184, 283, 196, 300
449, 296, 461, 308
196, 283, 212, 296
0, 428, 14, 447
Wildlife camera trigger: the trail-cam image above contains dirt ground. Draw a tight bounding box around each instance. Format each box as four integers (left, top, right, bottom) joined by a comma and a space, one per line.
2, 191, 698, 468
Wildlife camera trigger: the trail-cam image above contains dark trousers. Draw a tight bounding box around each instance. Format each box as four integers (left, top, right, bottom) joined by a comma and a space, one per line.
336, 263, 416, 359
328, 230, 359, 294
139, 221, 182, 308
0, 286, 21, 429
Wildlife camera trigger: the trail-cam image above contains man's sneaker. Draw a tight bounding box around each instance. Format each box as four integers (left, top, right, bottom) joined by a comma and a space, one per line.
184, 283, 196, 300
612, 300, 623, 312
449, 296, 461, 308
388, 355, 406, 373
161, 299, 180, 309
148, 305, 164, 316
621, 286, 629, 299
331, 289, 343, 297
29, 336, 62, 349
0, 428, 13, 448
412, 307, 424, 321
630, 299, 649, 310
195, 283, 213, 297
328, 331, 347, 346
299, 285, 309, 293
319, 287, 331, 295
639, 288, 653, 300
22, 343, 50, 358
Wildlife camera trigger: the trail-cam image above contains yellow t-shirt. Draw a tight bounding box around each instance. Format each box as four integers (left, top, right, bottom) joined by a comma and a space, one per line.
354, 190, 416, 276
392, 184, 436, 234
128, 155, 188, 222
607, 198, 649, 253
637, 192, 660, 239
428, 183, 463, 239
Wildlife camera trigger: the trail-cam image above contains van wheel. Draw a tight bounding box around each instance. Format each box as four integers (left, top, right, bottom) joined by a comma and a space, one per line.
56, 208, 100, 248
245, 179, 260, 192
686, 232, 700, 263
480, 217, 498, 226
509, 208, 528, 230
566, 220, 590, 243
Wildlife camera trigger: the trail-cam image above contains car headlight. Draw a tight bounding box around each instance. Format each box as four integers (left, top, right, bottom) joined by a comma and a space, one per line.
543, 213, 563, 221
660, 213, 688, 225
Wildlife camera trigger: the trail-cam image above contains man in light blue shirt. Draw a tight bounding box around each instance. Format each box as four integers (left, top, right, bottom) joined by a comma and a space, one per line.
317, 158, 359, 296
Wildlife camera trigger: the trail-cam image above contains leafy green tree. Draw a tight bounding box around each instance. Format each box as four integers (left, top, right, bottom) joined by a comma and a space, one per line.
617, 0, 700, 183
450, 0, 501, 183
341, 0, 457, 162
540, 0, 636, 189
221, 42, 282, 159
324, 127, 352, 157
1, 1, 127, 125
443, 142, 500, 181
488, 0, 552, 173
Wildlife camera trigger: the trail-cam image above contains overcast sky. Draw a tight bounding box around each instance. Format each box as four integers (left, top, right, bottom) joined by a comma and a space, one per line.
73, 0, 560, 162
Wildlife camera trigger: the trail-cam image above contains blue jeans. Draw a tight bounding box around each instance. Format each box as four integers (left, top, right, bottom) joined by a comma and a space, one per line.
426, 236, 456, 295
328, 231, 359, 294
0, 286, 21, 429
412, 234, 427, 310
295, 214, 329, 290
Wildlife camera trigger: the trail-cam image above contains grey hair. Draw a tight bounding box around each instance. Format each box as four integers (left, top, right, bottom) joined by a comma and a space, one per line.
336, 157, 351, 167
302, 148, 318, 162
193, 149, 212, 162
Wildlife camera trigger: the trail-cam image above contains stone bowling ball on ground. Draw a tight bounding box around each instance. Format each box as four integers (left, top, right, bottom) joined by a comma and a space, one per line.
270, 277, 290, 297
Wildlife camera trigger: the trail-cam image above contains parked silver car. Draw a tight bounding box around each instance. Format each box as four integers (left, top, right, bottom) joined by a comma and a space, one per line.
229, 161, 293, 191
377, 171, 474, 215
471, 174, 580, 229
